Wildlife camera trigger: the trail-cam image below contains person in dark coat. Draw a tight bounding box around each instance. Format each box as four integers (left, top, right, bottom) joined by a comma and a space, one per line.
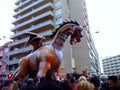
100, 82, 110, 90
21, 78, 37, 90
37, 69, 63, 90
1, 79, 14, 90
90, 76, 100, 90
108, 75, 120, 90
60, 79, 73, 90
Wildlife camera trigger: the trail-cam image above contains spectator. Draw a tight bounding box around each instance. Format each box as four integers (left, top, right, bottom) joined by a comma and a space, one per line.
90, 76, 100, 90
39, 77, 46, 83
117, 73, 120, 84
75, 81, 94, 90
100, 82, 110, 90
21, 78, 37, 90
79, 76, 87, 82
108, 75, 120, 90
20, 78, 27, 90
37, 69, 63, 90
100, 75, 108, 84
0, 79, 4, 90
60, 79, 73, 90
2, 79, 14, 90
34, 77, 39, 89
70, 77, 76, 89
12, 77, 20, 90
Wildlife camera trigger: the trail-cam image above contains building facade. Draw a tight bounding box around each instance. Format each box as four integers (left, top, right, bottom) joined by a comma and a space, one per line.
0, 42, 11, 76
102, 55, 120, 76
8, 0, 100, 75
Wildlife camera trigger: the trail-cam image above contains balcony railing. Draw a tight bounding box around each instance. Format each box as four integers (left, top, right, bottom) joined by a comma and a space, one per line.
7, 59, 19, 65
9, 37, 28, 47
10, 20, 54, 39
9, 45, 33, 56
13, 2, 53, 24
11, 11, 54, 31
14, 0, 30, 11
14, 0, 44, 17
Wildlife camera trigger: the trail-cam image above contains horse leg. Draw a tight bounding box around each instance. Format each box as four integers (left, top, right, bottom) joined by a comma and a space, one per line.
16, 57, 28, 78
56, 67, 60, 76
37, 61, 51, 78
55, 67, 60, 80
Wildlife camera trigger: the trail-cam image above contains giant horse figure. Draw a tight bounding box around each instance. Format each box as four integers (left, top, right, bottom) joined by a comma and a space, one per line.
12, 20, 83, 79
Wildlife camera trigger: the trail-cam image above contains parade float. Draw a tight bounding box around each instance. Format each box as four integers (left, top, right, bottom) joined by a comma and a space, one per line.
12, 20, 83, 79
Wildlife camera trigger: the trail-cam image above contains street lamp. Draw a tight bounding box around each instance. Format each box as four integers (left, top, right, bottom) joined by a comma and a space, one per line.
94, 31, 99, 34
91, 31, 99, 35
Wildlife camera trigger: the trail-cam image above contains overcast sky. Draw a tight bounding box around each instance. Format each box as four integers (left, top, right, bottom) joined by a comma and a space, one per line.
0, 0, 120, 59
86, 0, 120, 58
0, 0, 15, 45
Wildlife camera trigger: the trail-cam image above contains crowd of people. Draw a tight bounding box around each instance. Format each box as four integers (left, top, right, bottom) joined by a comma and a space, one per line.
0, 69, 120, 90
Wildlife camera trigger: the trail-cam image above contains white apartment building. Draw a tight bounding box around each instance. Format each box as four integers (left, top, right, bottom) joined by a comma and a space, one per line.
102, 55, 120, 76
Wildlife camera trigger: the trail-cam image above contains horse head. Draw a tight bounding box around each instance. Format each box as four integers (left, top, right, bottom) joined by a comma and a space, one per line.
69, 23, 83, 45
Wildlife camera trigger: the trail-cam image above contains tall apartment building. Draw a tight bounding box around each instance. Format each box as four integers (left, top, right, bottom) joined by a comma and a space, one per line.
0, 42, 11, 76
8, 0, 100, 75
102, 55, 120, 76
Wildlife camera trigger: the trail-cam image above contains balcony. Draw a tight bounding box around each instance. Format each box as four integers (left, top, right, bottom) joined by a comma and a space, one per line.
39, 29, 53, 36
9, 37, 28, 47
14, 0, 31, 12
13, 2, 53, 24
10, 20, 54, 39
24, 20, 54, 32
15, 0, 21, 5
7, 59, 19, 65
13, 0, 44, 18
8, 45, 33, 56
11, 11, 54, 31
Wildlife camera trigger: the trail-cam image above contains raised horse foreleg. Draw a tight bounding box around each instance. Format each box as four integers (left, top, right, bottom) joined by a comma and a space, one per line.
37, 61, 51, 78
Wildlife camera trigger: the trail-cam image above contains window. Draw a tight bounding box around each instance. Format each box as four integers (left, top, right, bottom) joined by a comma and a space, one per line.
55, 8, 62, 16
56, 17, 62, 25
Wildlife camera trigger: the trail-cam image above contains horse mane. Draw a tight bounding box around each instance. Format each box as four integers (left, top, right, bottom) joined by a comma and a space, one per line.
50, 20, 79, 37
